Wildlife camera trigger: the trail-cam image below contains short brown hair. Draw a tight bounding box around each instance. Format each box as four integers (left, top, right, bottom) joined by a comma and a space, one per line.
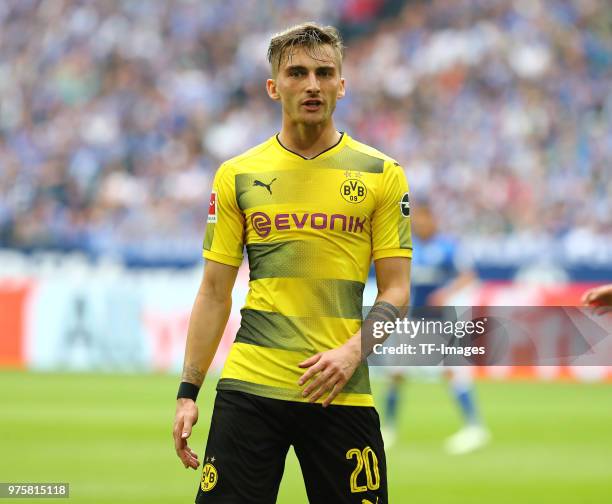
267, 22, 344, 76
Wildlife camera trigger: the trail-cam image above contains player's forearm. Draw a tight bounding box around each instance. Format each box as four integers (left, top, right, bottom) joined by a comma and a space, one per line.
374, 286, 411, 319
181, 288, 232, 387
346, 288, 410, 359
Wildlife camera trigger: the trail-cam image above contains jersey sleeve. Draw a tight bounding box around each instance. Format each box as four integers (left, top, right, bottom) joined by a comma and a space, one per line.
202, 162, 244, 267
371, 161, 413, 261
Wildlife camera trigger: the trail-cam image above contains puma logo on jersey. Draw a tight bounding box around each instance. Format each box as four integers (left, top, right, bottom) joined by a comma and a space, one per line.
253, 178, 277, 195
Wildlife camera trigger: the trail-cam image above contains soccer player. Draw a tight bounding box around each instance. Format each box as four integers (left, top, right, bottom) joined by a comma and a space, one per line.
172, 23, 412, 503
382, 202, 490, 454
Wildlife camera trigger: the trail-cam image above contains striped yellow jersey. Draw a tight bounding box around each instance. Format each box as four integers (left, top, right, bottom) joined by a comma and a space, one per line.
203, 133, 411, 406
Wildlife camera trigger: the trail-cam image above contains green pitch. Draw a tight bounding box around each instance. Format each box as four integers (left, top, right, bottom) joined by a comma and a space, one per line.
1, 371, 611, 503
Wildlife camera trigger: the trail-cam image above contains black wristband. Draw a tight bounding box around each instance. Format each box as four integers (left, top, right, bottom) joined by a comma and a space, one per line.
177, 381, 200, 401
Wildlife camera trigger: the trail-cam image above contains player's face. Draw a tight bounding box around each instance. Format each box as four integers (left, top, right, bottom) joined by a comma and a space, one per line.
268, 45, 345, 126
412, 207, 437, 240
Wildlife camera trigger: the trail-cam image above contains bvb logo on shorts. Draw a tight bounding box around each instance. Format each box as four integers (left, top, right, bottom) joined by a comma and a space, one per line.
341, 179, 367, 204
201, 462, 218, 492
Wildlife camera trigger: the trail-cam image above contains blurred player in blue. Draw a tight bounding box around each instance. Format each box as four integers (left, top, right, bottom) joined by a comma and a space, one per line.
382, 201, 491, 454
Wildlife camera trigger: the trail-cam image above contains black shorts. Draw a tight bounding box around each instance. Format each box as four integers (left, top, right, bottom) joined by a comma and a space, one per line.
195, 390, 387, 504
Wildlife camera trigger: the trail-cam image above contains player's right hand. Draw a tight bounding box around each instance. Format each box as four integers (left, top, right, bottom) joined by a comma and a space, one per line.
173, 398, 200, 470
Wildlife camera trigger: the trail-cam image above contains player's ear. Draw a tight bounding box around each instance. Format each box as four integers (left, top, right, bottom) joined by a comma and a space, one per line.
337, 77, 346, 100
266, 79, 281, 101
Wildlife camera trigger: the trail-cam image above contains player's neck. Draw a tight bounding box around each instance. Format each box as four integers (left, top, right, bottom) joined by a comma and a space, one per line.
277, 121, 341, 159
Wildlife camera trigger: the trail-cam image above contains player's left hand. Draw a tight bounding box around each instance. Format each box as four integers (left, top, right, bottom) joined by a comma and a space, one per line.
298, 341, 361, 407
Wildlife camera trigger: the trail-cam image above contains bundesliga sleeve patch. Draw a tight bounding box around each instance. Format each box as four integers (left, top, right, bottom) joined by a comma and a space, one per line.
208, 191, 217, 223
400, 192, 410, 217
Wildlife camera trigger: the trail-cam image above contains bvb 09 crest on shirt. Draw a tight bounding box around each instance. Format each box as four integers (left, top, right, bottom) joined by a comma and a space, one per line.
341, 178, 367, 204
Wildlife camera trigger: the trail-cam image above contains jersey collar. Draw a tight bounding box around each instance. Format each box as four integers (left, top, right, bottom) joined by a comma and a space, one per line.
274, 132, 347, 161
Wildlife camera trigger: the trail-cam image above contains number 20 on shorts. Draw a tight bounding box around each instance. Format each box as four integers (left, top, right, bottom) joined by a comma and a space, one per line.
346, 446, 380, 493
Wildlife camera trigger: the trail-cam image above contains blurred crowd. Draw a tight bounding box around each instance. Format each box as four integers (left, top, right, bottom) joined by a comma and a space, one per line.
0, 0, 610, 262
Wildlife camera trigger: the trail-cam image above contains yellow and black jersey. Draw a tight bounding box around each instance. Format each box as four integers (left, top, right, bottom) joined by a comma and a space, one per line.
203, 133, 411, 406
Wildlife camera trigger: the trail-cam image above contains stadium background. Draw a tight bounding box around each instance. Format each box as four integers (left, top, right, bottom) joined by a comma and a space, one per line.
0, 0, 611, 502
